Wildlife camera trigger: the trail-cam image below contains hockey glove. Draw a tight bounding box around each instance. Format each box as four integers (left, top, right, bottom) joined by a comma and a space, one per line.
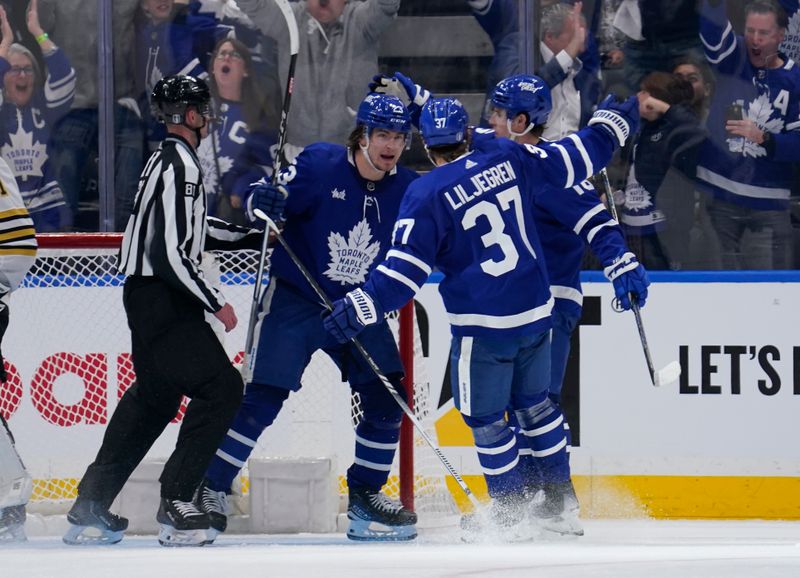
247, 181, 288, 222
369, 72, 430, 108
604, 252, 649, 311
588, 93, 640, 147
323, 288, 383, 344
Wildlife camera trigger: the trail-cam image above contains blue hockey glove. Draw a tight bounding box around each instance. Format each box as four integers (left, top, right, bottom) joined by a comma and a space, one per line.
323, 288, 383, 344
604, 252, 649, 311
588, 93, 640, 147
247, 180, 288, 222
369, 72, 430, 107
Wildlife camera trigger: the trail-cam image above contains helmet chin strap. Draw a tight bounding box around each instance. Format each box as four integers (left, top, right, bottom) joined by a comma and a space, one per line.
506, 118, 534, 141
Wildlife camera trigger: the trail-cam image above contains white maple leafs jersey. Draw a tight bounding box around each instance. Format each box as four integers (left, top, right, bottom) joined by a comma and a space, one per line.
698, 2, 800, 210
268, 143, 419, 303
0, 156, 37, 308
363, 128, 618, 338
0, 48, 75, 215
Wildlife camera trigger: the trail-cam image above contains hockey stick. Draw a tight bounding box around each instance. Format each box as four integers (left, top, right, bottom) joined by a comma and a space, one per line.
256, 211, 482, 509
241, 0, 300, 383
599, 168, 681, 387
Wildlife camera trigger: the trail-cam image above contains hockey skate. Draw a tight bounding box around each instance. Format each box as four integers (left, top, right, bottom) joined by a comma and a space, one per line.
347, 486, 417, 541
0, 505, 27, 543
460, 494, 537, 543
530, 480, 584, 537
62, 498, 128, 545
157, 498, 210, 547
193, 479, 228, 544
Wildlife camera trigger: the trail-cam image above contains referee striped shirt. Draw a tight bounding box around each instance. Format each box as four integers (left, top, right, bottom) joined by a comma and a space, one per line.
119, 134, 258, 312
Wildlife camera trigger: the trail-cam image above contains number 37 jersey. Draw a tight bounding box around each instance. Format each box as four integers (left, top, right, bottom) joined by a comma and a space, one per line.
363, 131, 615, 338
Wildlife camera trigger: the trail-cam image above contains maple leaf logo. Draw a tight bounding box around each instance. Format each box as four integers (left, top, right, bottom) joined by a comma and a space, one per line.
623, 176, 653, 212
1, 125, 47, 182
732, 95, 785, 158
324, 219, 381, 285
782, 11, 800, 60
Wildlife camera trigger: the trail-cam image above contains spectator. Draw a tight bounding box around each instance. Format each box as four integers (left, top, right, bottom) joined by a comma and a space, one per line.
672, 55, 714, 122
616, 0, 704, 92
39, 0, 143, 232
197, 37, 277, 223
136, 0, 220, 147
697, 0, 800, 269
537, 2, 602, 140
778, 0, 799, 60
619, 71, 706, 270
236, 0, 401, 147
0, 1, 75, 232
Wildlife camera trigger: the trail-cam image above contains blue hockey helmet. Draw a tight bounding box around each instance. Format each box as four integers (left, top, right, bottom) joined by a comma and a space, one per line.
490, 74, 552, 126
356, 93, 411, 134
419, 97, 469, 147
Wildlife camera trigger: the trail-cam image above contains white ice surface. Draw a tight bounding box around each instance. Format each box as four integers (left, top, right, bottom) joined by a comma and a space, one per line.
4, 519, 800, 578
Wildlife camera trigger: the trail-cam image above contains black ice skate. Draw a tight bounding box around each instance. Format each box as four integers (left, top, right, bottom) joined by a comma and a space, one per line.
531, 480, 584, 536
62, 498, 128, 545
347, 486, 417, 541
0, 505, 27, 543
193, 479, 228, 544
157, 497, 210, 547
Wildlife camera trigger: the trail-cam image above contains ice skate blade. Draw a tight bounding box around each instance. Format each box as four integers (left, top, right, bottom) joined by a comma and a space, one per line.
347, 518, 417, 542
0, 524, 27, 543
158, 525, 207, 547
62, 524, 124, 545
203, 527, 220, 545
536, 516, 584, 538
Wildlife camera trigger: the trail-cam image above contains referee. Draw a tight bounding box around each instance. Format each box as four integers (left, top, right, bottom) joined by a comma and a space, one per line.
64, 75, 263, 547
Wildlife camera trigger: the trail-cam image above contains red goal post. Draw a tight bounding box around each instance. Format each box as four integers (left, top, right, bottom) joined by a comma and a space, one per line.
3, 233, 457, 526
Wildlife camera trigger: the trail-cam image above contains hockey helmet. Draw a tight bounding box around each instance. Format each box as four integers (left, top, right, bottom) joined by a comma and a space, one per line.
420, 97, 469, 147
490, 74, 552, 126
151, 75, 213, 124
356, 93, 411, 134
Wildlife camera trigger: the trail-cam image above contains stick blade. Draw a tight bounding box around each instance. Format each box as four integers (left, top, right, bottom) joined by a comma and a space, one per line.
654, 361, 681, 387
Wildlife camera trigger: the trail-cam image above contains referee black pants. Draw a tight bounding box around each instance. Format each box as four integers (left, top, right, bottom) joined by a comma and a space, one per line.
77, 276, 243, 504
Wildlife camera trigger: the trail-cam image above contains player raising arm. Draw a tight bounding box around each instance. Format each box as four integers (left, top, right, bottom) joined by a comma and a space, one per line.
323, 96, 646, 541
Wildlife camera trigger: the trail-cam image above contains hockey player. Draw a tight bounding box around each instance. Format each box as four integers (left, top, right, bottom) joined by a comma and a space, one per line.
198, 93, 420, 542
63, 75, 266, 547
0, 155, 37, 543
322, 96, 647, 541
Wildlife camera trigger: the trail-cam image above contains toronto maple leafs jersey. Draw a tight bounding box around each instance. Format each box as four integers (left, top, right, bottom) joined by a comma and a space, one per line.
197, 98, 276, 215
0, 48, 75, 216
779, 0, 800, 62
265, 143, 418, 304
471, 128, 626, 316
362, 128, 618, 337
698, 2, 800, 210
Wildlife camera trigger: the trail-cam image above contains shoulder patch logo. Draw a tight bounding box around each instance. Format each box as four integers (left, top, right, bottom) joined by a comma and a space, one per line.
324, 219, 381, 285
331, 188, 346, 200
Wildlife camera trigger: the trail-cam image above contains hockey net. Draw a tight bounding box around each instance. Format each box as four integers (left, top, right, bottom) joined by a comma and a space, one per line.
1, 233, 459, 527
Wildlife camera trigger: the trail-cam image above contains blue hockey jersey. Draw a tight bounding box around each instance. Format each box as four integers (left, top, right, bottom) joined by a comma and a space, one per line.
197, 98, 276, 216
363, 126, 617, 337
265, 143, 419, 303
0, 48, 75, 219
472, 128, 626, 316
697, 1, 800, 210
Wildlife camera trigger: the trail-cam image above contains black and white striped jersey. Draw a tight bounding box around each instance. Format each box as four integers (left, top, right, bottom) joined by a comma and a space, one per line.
118, 134, 260, 312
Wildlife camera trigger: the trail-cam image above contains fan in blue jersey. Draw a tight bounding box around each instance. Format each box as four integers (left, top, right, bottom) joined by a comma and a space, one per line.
198, 93, 420, 542
697, 0, 800, 269
323, 95, 645, 541
0, 5, 76, 231
136, 0, 222, 147
197, 37, 277, 223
